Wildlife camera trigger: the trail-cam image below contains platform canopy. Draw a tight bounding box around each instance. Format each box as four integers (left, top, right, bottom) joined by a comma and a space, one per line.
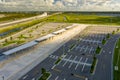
52, 29, 66, 35
35, 34, 55, 42
2, 41, 37, 56
66, 26, 74, 29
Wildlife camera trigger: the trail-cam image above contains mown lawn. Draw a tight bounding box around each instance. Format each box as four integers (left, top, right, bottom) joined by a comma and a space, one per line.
1, 13, 120, 38
0, 12, 39, 23
113, 38, 120, 80
46, 13, 120, 25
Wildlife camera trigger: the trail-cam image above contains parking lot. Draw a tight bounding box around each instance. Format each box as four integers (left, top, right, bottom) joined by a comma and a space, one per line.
19, 25, 120, 80
47, 26, 119, 80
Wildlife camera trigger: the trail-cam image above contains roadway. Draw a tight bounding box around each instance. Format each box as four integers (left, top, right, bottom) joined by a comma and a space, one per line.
0, 13, 47, 28
91, 34, 120, 80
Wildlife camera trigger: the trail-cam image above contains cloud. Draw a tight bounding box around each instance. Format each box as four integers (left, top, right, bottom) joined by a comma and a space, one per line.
0, 0, 120, 11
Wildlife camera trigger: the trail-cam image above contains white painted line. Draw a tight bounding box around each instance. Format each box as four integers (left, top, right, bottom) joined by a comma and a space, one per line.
75, 46, 80, 51
89, 47, 93, 54
62, 58, 91, 66
75, 57, 83, 70
63, 55, 72, 67
23, 75, 28, 80
55, 76, 59, 80
81, 58, 88, 72
55, 56, 58, 59
64, 78, 66, 80
51, 65, 56, 69
53, 55, 55, 58
84, 46, 88, 52
49, 55, 52, 57
80, 46, 84, 52
68, 56, 77, 68
32, 78, 35, 80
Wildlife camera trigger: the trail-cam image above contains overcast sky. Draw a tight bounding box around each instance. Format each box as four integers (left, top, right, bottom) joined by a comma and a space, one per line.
0, 0, 119, 11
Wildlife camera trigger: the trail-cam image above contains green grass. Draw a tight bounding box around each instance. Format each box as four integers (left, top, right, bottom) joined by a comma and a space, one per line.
106, 33, 111, 39
39, 72, 50, 80
112, 31, 116, 35
39, 68, 51, 80
0, 13, 39, 23
102, 38, 106, 45
45, 13, 120, 25
70, 44, 76, 50
41, 68, 46, 74
55, 58, 61, 64
1, 13, 120, 39
113, 39, 120, 80
2, 40, 25, 47
95, 46, 102, 54
17, 34, 29, 39
90, 56, 97, 73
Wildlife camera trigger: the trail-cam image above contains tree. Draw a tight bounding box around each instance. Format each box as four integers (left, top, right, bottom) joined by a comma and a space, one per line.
41, 68, 46, 74
112, 31, 115, 35
29, 34, 32, 37
106, 33, 110, 39
5, 39, 8, 43
117, 28, 119, 32
10, 36, 13, 40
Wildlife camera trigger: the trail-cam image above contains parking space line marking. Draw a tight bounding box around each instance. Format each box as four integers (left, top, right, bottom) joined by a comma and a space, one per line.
51, 65, 56, 69
81, 58, 88, 72
68, 56, 77, 68
75, 57, 83, 70
85, 46, 88, 52
55, 76, 59, 80
75, 46, 80, 51
64, 78, 66, 80
63, 55, 72, 67
80, 46, 84, 52
89, 47, 93, 54
23, 75, 28, 80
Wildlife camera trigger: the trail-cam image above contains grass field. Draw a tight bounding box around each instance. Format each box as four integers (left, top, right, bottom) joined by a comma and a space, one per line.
113, 38, 120, 80
0, 18, 45, 38
0, 13, 39, 23
45, 13, 120, 25
1, 13, 120, 38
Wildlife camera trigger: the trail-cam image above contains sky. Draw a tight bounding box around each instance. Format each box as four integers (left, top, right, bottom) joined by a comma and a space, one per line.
0, 0, 120, 11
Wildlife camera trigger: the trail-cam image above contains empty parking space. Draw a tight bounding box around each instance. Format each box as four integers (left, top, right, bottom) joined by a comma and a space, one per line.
73, 45, 96, 55
54, 55, 92, 73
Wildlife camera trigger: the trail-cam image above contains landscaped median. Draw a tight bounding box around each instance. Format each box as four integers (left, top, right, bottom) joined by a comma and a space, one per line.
113, 38, 120, 80
95, 46, 102, 54
90, 56, 97, 74
39, 68, 51, 80
102, 38, 106, 45
70, 43, 76, 50
55, 58, 62, 64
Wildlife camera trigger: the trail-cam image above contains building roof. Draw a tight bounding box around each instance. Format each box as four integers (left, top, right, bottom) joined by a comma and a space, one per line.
52, 29, 66, 35
66, 26, 74, 29
2, 41, 37, 56
35, 34, 55, 42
